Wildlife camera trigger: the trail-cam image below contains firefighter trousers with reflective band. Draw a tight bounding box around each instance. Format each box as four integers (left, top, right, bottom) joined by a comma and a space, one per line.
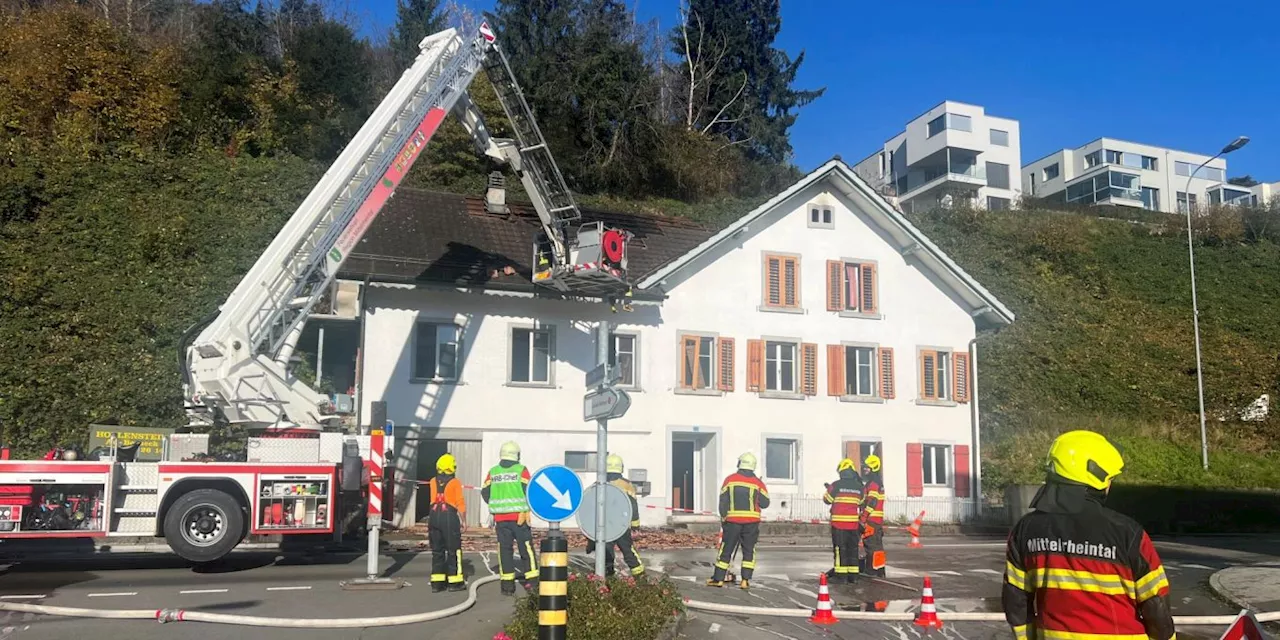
861, 524, 885, 577
429, 513, 464, 584
587, 529, 645, 577
495, 520, 539, 584
831, 526, 861, 576
712, 521, 759, 581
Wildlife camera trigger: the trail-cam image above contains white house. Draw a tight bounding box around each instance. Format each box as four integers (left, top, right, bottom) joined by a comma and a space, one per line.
852, 101, 1023, 213
321, 159, 1015, 529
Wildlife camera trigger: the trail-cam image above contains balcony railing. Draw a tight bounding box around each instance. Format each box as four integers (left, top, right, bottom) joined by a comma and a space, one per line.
895, 164, 986, 197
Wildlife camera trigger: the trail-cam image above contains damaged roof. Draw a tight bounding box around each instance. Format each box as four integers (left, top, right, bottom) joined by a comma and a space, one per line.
338, 188, 715, 292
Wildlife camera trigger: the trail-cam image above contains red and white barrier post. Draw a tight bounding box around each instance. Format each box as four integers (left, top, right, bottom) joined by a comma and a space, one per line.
341, 429, 403, 590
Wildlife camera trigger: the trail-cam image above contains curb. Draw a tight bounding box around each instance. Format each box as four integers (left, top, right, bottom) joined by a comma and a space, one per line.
657, 609, 688, 640
1209, 568, 1256, 612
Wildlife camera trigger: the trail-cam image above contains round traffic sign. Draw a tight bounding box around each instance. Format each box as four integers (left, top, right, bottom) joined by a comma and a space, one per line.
578, 482, 632, 542
527, 464, 584, 523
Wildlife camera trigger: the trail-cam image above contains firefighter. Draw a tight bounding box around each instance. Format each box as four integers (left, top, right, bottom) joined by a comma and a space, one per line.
584, 454, 645, 578
823, 458, 864, 583
860, 454, 886, 577
481, 441, 539, 596
1003, 431, 1175, 640
707, 452, 769, 590
427, 453, 466, 592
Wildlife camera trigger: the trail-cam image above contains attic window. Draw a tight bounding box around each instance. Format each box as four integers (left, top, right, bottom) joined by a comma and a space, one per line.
808, 204, 834, 229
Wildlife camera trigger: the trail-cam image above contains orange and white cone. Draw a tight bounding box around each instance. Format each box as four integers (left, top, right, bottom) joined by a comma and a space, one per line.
809, 572, 838, 625
907, 510, 926, 549
913, 575, 943, 629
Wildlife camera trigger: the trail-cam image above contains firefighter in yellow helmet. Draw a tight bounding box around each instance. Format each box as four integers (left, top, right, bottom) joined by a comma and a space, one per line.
1004, 431, 1174, 640
708, 452, 769, 589
584, 454, 646, 578
823, 457, 864, 583
859, 454, 886, 577
481, 441, 538, 595
427, 453, 466, 592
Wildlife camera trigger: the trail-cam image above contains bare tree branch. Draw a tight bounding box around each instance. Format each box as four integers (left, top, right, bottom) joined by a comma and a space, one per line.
700, 71, 747, 134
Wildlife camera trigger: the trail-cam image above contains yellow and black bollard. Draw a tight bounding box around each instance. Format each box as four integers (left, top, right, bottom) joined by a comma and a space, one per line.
537, 532, 568, 640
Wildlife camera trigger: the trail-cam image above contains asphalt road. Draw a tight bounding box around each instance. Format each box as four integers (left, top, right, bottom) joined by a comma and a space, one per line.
0, 534, 1275, 640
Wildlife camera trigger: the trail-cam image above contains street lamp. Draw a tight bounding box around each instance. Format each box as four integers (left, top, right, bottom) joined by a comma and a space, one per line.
1184, 135, 1249, 471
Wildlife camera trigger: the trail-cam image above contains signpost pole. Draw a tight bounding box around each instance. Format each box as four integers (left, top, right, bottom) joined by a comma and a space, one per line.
594, 315, 610, 578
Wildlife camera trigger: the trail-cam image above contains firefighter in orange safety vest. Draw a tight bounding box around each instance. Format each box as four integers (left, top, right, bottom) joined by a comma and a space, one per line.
427, 453, 467, 592
860, 454, 886, 577
707, 452, 769, 590
1003, 430, 1175, 640
823, 457, 864, 583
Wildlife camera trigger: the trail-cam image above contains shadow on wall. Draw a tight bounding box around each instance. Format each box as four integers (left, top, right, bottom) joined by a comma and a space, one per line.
1004, 483, 1280, 535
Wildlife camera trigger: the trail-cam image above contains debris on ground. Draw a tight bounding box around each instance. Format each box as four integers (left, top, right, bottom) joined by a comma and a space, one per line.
386, 526, 720, 551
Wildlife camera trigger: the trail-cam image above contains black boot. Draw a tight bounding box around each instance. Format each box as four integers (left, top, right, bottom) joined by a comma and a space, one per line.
825, 568, 838, 580
431, 582, 446, 593
448, 581, 467, 592
501, 581, 516, 596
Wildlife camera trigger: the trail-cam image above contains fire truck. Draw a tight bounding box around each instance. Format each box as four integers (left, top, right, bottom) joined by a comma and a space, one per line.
0, 23, 631, 563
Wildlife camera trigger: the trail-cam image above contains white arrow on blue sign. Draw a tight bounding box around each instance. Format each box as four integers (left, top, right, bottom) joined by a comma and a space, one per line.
527, 464, 584, 523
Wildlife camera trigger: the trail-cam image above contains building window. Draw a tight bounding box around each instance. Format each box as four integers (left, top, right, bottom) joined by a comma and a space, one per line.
927, 115, 945, 137
1175, 161, 1191, 177
920, 349, 952, 400
1142, 156, 1158, 171
1028, 173, 1037, 196
765, 340, 798, 393
764, 438, 797, 481
564, 451, 598, 472
679, 334, 716, 390
413, 322, 461, 381
1141, 187, 1160, 211
1106, 149, 1123, 165
826, 260, 878, 315
1176, 162, 1223, 182
986, 162, 1010, 190
1085, 151, 1101, 168
949, 114, 972, 132
845, 346, 876, 397
1043, 163, 1060, 181
1177, 191, 1198, 213
609, 333, 638, 388
808, 204, 834, 229
990, 129, 1009, 147
987, 196, 1011, 210
921, 444, 950, 486
762, 253, 801, 310
510, 326, 553, 385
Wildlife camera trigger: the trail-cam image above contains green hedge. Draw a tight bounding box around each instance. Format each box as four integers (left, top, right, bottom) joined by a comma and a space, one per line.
502, 573, 684, 640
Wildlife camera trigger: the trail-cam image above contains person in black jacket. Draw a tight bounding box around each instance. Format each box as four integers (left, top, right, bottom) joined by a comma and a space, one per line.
823, 458, 863, 583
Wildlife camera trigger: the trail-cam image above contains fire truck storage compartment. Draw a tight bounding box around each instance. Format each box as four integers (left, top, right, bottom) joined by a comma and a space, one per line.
0, 464, 110, 536
254, 473, 333, 533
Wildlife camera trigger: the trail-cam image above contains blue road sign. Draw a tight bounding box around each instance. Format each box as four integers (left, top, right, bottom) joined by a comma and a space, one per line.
527, 464, 584, 523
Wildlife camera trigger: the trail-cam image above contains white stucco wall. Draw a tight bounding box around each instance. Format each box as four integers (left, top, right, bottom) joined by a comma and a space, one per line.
358, 180, 983, 528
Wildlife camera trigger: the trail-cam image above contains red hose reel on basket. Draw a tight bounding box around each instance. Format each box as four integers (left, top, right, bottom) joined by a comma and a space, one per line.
601, 229, 626, 267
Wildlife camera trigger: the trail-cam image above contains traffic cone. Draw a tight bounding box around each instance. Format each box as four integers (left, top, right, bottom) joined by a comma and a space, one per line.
809, 573, 838, 625
907, 510, 926, 549
913, 576, 943, 629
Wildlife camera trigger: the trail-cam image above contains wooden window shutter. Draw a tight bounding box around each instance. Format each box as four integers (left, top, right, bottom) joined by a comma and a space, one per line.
920, 350, 937, 399
746, 339, 764, 392
954, 445, 972, 498
717, 338, 736, 392
954, 352, 970, 403
844, 440, 861, 463
783, 257, 799, 307
763, 256, 782, 307
826, 260, 843, 312
678, 335, 698, 388
826, 345, 845, 396
801, 343, 818, 396
907, 443, 925, 497
877, 347, 895, 399
860, 263, 878, 314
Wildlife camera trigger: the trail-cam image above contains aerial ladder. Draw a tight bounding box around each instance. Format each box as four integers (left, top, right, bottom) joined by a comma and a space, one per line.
183, 23, 633, 434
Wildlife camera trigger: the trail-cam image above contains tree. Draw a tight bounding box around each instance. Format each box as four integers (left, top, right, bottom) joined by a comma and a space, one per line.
669, 0, 823, 164
389, 0, 446, 72
1229, 175, 1260, 187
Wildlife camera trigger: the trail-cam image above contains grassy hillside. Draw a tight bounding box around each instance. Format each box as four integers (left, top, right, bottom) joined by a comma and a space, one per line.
909, 206, 1280, 492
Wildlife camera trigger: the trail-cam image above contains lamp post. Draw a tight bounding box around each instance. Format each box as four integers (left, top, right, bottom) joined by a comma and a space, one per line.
1184, 135, 1249, 471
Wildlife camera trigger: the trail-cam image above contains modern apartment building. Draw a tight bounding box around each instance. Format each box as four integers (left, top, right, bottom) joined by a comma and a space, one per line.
1022, 138, 1248, 214
853, 101, 1022, 213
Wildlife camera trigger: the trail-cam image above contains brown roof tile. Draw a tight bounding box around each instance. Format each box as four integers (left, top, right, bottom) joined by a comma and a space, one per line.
338, 188, 714, 290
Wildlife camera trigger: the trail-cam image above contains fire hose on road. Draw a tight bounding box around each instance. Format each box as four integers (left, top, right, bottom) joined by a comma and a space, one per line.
0, 574, 502, 628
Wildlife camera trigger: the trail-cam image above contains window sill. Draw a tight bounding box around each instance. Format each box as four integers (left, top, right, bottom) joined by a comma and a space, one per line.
766, 477, 798, 485
838, 311, 882, 320
760, 391, 805, 400
915, 398, 958, 408
409, 378, 463, 385
757, 305, 805, 315
807, 222, 834, 230
506, 382, 556, 389
840, 395, 884, 404
675, 388, 722, 397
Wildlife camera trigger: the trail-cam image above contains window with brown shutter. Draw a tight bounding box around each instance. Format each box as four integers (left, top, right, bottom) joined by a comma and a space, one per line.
763, 254, 800, 310
825, 259, 879, 315
919, 348, 953, 400
826, 345, 845, 396
801, 343, 818, 396
717, 338, 736, 392
678, 334, 717, 390
953, 352, 970, 403
746, 339, 764, 392
878, 347, 896, 399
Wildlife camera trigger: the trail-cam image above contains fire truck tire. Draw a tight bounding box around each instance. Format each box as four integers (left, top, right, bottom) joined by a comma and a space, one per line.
163, 488, 245, 564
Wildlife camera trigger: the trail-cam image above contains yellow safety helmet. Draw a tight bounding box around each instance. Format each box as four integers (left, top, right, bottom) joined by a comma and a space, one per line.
1047, 430, 1124, 491
499, 441, 521, 462
863, 454, 881, 473
737, 452, 757, 471
606, 454, 624, 474
837, 458, 857, 473
436, 453, 457, 474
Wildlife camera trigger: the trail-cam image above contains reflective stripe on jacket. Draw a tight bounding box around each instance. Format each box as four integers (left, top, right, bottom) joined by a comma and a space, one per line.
483, 463, 530, 521
823, 474, 863, 530
861, 479, 884, 525
718, 472, 769, 523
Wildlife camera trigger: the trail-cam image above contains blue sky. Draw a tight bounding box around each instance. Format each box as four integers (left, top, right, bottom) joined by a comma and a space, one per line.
356, 0, 1280, 181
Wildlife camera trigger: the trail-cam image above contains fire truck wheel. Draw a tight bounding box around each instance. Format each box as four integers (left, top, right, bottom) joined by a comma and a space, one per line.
163, 488, 245, 563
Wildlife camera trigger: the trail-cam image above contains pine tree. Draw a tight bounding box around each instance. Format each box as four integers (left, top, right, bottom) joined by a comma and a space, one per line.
390, 0, 446, 73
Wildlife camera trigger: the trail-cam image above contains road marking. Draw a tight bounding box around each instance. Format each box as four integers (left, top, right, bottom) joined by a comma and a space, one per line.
969, 568, 1001, 575
266, 586, 312, 592
180, 589, 229, 595
1180, 563, 1213, 570
0, 596, 45, 600
88, 592, 137, 598
887, 567, 921, 578
709, 623, 721, 633
933, 570, 963, 576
